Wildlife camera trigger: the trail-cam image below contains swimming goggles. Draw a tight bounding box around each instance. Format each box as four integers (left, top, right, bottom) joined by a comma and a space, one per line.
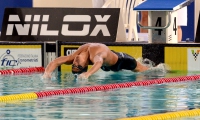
72, 64, 88, 74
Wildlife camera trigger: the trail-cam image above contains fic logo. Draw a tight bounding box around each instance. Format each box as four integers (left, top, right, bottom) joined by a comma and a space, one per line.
0, 50, 20, 67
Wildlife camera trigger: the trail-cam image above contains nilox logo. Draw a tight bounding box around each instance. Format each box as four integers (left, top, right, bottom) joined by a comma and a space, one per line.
0, 50, 20, 67
6, 15, 111, 36
191, 49, 200, 61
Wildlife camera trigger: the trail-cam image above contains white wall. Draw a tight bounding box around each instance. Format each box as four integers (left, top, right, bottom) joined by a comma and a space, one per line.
33, 0, 93, 8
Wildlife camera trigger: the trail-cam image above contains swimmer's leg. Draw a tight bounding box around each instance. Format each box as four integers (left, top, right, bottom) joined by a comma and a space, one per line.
136, 57, 155, 68
132, 61, 149, 72
133, 57, 155, 72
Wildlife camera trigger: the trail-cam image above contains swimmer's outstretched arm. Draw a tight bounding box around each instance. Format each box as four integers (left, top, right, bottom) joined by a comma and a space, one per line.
43, 56, 74, 78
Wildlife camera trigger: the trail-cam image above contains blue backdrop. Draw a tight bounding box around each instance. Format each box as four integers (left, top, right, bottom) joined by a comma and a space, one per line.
0, 0, 33, 30
182, 2, 195, 41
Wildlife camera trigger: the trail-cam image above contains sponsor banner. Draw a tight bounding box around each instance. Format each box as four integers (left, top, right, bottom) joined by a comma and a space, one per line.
60, 45, 142, 72
0, 45, 42, 69
165, 47, 188, 71
165, 47, 200, 71
187, 48, 200, 71
64, 47, 78, 56
1, 8, 119, 42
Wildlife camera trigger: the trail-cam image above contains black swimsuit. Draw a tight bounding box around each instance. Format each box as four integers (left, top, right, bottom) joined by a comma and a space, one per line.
101, 50, 137, 72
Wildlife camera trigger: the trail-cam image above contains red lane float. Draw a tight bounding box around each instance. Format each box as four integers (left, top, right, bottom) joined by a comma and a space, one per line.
0, 67, 45, 75
35, 75, 200, 98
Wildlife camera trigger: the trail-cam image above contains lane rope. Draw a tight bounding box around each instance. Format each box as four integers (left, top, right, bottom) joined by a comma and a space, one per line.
0, 67, 45, 75
0, 74, 199, 102
117, 109, 200, 120
35, 75, 200, 98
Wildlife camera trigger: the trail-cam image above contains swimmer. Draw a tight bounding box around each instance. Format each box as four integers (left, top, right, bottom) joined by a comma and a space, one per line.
43, 43, 166, 79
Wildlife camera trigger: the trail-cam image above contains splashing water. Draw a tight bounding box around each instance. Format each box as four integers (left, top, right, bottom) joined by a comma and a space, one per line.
136, 58, 170, 78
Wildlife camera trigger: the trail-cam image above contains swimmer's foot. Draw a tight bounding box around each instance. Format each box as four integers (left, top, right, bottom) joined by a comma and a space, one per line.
136, 58, 155, 68
142, 63, 170, 77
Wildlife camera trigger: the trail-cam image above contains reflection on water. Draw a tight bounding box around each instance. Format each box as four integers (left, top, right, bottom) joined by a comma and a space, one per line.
0, 70, 200, 119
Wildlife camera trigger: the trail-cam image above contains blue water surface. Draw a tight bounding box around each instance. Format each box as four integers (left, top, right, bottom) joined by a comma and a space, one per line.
0, 70, 200, 120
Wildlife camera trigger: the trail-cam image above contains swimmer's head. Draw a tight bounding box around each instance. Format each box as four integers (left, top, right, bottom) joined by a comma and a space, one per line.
72, 55, 88, 74
72, 64, 88, 74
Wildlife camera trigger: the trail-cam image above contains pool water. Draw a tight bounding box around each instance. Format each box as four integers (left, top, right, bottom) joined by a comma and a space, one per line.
0, 70, 200, 120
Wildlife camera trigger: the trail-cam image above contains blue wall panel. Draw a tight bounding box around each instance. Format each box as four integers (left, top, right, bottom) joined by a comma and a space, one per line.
182, 2, 195, 41
0, 0, 33, 30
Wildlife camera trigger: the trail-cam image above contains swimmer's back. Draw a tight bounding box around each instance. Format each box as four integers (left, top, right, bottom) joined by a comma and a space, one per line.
86, 43, 118, 65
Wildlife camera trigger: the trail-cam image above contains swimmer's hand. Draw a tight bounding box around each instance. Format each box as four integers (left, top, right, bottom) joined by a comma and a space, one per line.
78, 72, 90, 79
42, 72, 52, 79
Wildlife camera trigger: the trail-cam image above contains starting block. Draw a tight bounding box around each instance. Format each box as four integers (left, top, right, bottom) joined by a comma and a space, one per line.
134, 0, 194, 43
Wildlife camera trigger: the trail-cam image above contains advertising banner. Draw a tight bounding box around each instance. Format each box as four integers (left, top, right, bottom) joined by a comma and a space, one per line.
165, 46, 200, 71
1, 8, 120, 42
0, 45, 42, 69
187, 48, 200, 71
